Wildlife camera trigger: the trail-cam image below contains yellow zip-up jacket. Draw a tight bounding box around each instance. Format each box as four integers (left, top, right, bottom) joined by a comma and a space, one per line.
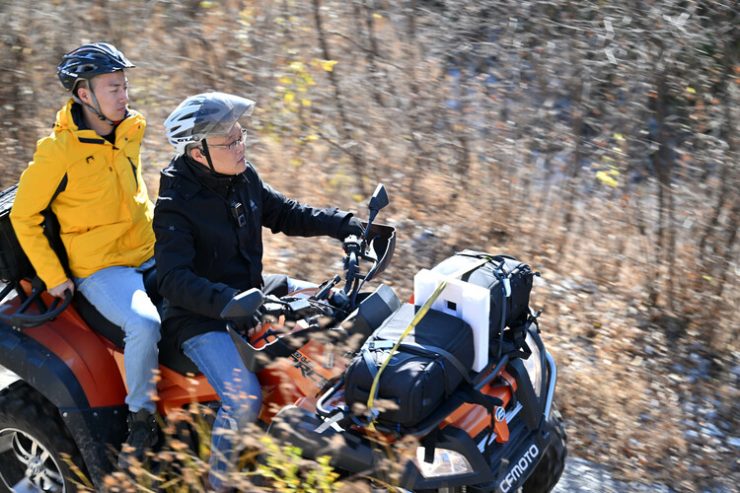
10, 99, 155, 289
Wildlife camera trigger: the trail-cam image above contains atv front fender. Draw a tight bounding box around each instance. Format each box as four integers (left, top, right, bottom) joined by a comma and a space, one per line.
0, 322, 89, 408
0, 322, 127, 488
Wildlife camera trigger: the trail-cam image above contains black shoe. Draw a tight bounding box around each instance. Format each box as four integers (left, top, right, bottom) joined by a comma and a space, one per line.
118, 409, 159, 469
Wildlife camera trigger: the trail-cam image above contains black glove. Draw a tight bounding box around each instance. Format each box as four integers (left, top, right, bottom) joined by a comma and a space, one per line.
339, 216, 364, 240
234, 307, 263, 337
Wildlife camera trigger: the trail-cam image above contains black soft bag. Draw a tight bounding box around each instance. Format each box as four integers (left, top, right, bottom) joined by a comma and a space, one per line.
344, 303, 474, 428
0, 185, 34, 283
0, 184, 68, 285
452, 251, 535, 337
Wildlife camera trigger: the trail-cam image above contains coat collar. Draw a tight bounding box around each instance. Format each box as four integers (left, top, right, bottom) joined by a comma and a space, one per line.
162, 154, 248, 200
53, 98, 144, 145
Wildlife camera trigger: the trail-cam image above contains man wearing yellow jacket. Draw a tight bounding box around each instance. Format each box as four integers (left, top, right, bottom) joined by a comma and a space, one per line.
10, 43, 159, 465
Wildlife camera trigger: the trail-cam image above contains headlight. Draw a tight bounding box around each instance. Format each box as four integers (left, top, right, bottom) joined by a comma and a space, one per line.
415, 447, 473, 478
522, 331, 543, 397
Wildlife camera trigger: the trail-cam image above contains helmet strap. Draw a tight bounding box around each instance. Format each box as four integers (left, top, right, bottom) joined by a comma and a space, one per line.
73, 81, 117, 127
200, 139, 218, 173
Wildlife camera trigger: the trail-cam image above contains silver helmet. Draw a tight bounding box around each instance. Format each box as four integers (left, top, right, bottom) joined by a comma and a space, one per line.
164, 92, 255, 155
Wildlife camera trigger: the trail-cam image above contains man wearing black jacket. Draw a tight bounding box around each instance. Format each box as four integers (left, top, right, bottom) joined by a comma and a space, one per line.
154, 92, 363, 489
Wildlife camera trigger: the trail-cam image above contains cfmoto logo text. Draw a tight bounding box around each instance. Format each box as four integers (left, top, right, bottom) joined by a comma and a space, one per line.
495, 407, 506, 422
499, 444, 539, 493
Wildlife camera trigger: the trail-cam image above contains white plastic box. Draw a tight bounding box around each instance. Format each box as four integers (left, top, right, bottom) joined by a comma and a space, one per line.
413, 268, 490, 372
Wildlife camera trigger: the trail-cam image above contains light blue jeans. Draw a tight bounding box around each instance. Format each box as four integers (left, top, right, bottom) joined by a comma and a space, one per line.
182, 330, 262, 490
286, 277, 316, 293
75, 258, 160, 413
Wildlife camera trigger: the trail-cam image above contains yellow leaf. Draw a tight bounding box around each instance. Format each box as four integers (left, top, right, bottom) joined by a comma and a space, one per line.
595, 170, 618, 188
278, 76, 292, 85
290, 158, 302, 167
613, 133, 624, 141
306, 134, 319, 141
318, 59, 338, 72
686, 86, 696, 94
289, 61, 305, 72
199, 0, 215, 8
372, 13, 383, 20
283, 91, 295, 104
352, 193, 364, 203
301, 99, 312, 107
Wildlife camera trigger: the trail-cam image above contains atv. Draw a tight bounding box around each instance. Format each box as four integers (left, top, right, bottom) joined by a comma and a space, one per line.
0, 182, 566, 493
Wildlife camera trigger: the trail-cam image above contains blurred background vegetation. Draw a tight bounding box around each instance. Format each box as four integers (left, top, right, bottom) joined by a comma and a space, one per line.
1, 0, 737, 491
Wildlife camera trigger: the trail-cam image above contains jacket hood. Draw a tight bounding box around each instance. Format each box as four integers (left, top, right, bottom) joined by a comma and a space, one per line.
53, 99, 82, 133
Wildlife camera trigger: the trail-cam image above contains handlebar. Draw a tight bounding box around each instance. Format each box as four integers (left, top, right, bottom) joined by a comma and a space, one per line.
220, 220, 396, 330
339, 222, 396, 306
342, 235, 363, 294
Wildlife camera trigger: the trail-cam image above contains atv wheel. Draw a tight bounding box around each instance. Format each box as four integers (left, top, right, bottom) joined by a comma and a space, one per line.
0, 383, 83, 493
521, 406, 567, 493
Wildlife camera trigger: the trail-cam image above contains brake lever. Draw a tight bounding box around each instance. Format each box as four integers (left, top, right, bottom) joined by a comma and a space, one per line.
313, 275, 341, 300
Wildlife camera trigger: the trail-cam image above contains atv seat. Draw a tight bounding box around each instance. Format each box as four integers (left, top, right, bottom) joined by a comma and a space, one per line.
73, 267, 200, 375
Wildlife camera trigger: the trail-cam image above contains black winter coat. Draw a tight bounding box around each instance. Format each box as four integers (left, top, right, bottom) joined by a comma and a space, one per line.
153, 155, 350, 348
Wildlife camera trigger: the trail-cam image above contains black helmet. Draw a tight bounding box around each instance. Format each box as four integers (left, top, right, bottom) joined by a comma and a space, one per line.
57, 42, 134, 92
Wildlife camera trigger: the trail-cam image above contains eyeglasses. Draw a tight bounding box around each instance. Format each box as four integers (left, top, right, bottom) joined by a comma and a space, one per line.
207, 129, 247, 151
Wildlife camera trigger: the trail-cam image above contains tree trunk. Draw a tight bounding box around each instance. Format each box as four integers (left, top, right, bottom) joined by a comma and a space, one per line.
401, 0, 427, 206
712, 23, 738, 299
557, 55, 586, 257
652, 70, 677, 311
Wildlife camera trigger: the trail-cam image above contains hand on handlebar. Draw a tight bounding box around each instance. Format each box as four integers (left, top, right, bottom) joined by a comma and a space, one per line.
339, 216, 364, 240
234, 307, 263, 337
49, 279, 74, 298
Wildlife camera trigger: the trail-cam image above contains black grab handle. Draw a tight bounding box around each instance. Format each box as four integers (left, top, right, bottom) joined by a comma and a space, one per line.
0, 287, 73, 329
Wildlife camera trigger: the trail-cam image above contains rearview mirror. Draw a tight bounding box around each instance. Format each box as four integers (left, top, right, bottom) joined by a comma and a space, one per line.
366, 184, 389, 231
368, 184, 389, 214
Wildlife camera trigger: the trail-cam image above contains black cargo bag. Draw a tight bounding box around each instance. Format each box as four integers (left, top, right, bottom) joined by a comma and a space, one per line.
0, 184, 68, 285
344, 303, 475, 428
0, 185, 34, 283
453, 251, 536, 337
